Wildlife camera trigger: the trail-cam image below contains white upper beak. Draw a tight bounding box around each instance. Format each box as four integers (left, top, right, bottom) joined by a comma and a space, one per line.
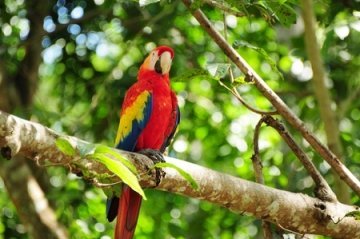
160, 51, 172, 75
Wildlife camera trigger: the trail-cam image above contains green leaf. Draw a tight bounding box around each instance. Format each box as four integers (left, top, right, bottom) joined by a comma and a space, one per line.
77, 142, 96, 157
154, 162, 199, 190
94, 145, 138, 174
172, 68, 210, 82
233, 40, 284, 81
55, 137, 76, 156
139, 0, 160, 7
274, 3, 297, 27
261, 1, 297, 27
345, 210, 360, 220
233, 75, 255, 85
207, 63, 231, 80
91, 153, 146, 200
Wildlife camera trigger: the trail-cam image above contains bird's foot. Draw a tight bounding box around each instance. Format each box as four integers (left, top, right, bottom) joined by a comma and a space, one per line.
138, 149, 166, 186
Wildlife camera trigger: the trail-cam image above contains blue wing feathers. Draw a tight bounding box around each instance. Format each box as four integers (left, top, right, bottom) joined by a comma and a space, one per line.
115, 93, 153, 151
107, 92, 152, 222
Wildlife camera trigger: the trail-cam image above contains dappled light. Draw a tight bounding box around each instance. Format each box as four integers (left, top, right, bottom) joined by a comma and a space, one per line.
0, 0, 360, 238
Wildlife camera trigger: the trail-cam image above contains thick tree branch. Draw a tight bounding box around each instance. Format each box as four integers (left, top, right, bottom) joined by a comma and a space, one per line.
0, 111, 359, 238
181, 0, 360, 196
301, 0, 350, 202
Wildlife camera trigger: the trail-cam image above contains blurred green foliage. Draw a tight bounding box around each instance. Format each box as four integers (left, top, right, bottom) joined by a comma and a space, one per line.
0, 0, 359, 238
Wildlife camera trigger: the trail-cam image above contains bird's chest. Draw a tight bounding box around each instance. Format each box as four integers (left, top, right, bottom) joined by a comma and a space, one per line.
136, 86, 173, 150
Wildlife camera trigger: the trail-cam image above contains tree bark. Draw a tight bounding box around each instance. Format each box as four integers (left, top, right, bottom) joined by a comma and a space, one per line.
0, 111, 359, 238
181, 0, 360, 196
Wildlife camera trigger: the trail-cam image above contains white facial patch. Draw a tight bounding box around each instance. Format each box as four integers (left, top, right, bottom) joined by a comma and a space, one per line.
148, 51, 159, 70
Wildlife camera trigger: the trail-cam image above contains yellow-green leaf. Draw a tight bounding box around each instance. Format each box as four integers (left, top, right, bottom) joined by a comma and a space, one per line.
94, 145, 137, 174
55, 137, 76, 156
154, 162, 199, 190
91, 153, 146, 200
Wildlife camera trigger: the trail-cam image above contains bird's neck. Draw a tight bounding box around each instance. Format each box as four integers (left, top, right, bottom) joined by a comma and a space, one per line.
137, 69, 170, 86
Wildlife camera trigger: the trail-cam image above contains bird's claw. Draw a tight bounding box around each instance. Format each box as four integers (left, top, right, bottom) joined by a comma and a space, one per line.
138, 149, 166, 186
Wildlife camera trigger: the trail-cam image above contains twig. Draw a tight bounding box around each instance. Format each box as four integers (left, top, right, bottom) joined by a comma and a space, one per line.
251, 117, 266, 184
203, 0, 246, 17
182, 0, 360, 196
338, 85, 360, 119
252, 117, 274, 238
263, 115, 337, 202
93, 179, 122, 188
219, 81, 278, 115
221, 11, 277, 116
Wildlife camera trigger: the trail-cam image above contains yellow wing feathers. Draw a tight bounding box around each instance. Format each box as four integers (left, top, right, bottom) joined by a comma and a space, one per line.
115, 91, 151, 146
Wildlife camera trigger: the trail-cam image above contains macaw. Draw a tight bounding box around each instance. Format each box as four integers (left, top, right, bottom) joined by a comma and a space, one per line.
106, 45, 179, 239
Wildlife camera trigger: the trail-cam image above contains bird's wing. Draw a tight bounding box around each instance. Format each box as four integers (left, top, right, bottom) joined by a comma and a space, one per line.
115, 88, 153, 151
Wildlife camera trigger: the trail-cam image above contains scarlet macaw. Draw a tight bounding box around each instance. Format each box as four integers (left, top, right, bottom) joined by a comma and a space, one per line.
106, 45, 179, 239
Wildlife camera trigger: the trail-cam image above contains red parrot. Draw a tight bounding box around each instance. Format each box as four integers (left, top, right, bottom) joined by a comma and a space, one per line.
106, 45, 179, 239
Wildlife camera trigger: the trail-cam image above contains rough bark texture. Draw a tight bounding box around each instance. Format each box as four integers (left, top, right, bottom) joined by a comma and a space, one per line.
181, 0, 360, 196
0, 111, 359, 238
300, 0, 350, 203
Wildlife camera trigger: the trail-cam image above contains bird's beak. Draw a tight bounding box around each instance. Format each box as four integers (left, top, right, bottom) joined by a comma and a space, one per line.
159, 51, 172, 75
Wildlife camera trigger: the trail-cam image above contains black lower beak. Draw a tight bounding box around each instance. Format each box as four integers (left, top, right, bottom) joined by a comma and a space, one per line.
155, 59, 162, 74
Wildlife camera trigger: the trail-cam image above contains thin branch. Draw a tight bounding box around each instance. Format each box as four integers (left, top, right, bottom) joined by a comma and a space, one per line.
251, 117, 273, 239
262, 116, 337, 202
203, 0, 246, 17
251, 116, 266, 184
338, 84, 360, 119
0, 111, 359, 238
220, 11, 277, 116
219, 81, 278, 115
181, 0, 360, 196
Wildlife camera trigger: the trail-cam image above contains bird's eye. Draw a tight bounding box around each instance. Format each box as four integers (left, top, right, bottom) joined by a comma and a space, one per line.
155, 59, 162, 74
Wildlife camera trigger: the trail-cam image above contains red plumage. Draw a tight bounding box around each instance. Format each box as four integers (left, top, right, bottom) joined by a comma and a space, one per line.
112, 46, 178, 239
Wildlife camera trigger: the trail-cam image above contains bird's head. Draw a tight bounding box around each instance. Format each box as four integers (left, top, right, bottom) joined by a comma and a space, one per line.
140, 45, 174, 76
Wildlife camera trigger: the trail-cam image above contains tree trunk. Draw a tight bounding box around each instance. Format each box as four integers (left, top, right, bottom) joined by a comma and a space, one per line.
300, 0, 350, 203
0, 0, 69, 238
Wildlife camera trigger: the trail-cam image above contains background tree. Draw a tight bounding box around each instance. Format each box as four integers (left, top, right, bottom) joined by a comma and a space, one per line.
0, 0, 359, 238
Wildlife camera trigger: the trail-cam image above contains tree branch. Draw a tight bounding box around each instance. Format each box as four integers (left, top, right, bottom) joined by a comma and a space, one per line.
301, 0, 350, 203
203, 0, 246, 17
251, 117, 267, 185
262, 116, 337, 202
0, 111, 359, 238
181, 0, 360, 196
251, 117, 273, 238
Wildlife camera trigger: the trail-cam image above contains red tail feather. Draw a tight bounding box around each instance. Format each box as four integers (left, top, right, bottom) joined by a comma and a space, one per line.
114, 185, 142, 239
